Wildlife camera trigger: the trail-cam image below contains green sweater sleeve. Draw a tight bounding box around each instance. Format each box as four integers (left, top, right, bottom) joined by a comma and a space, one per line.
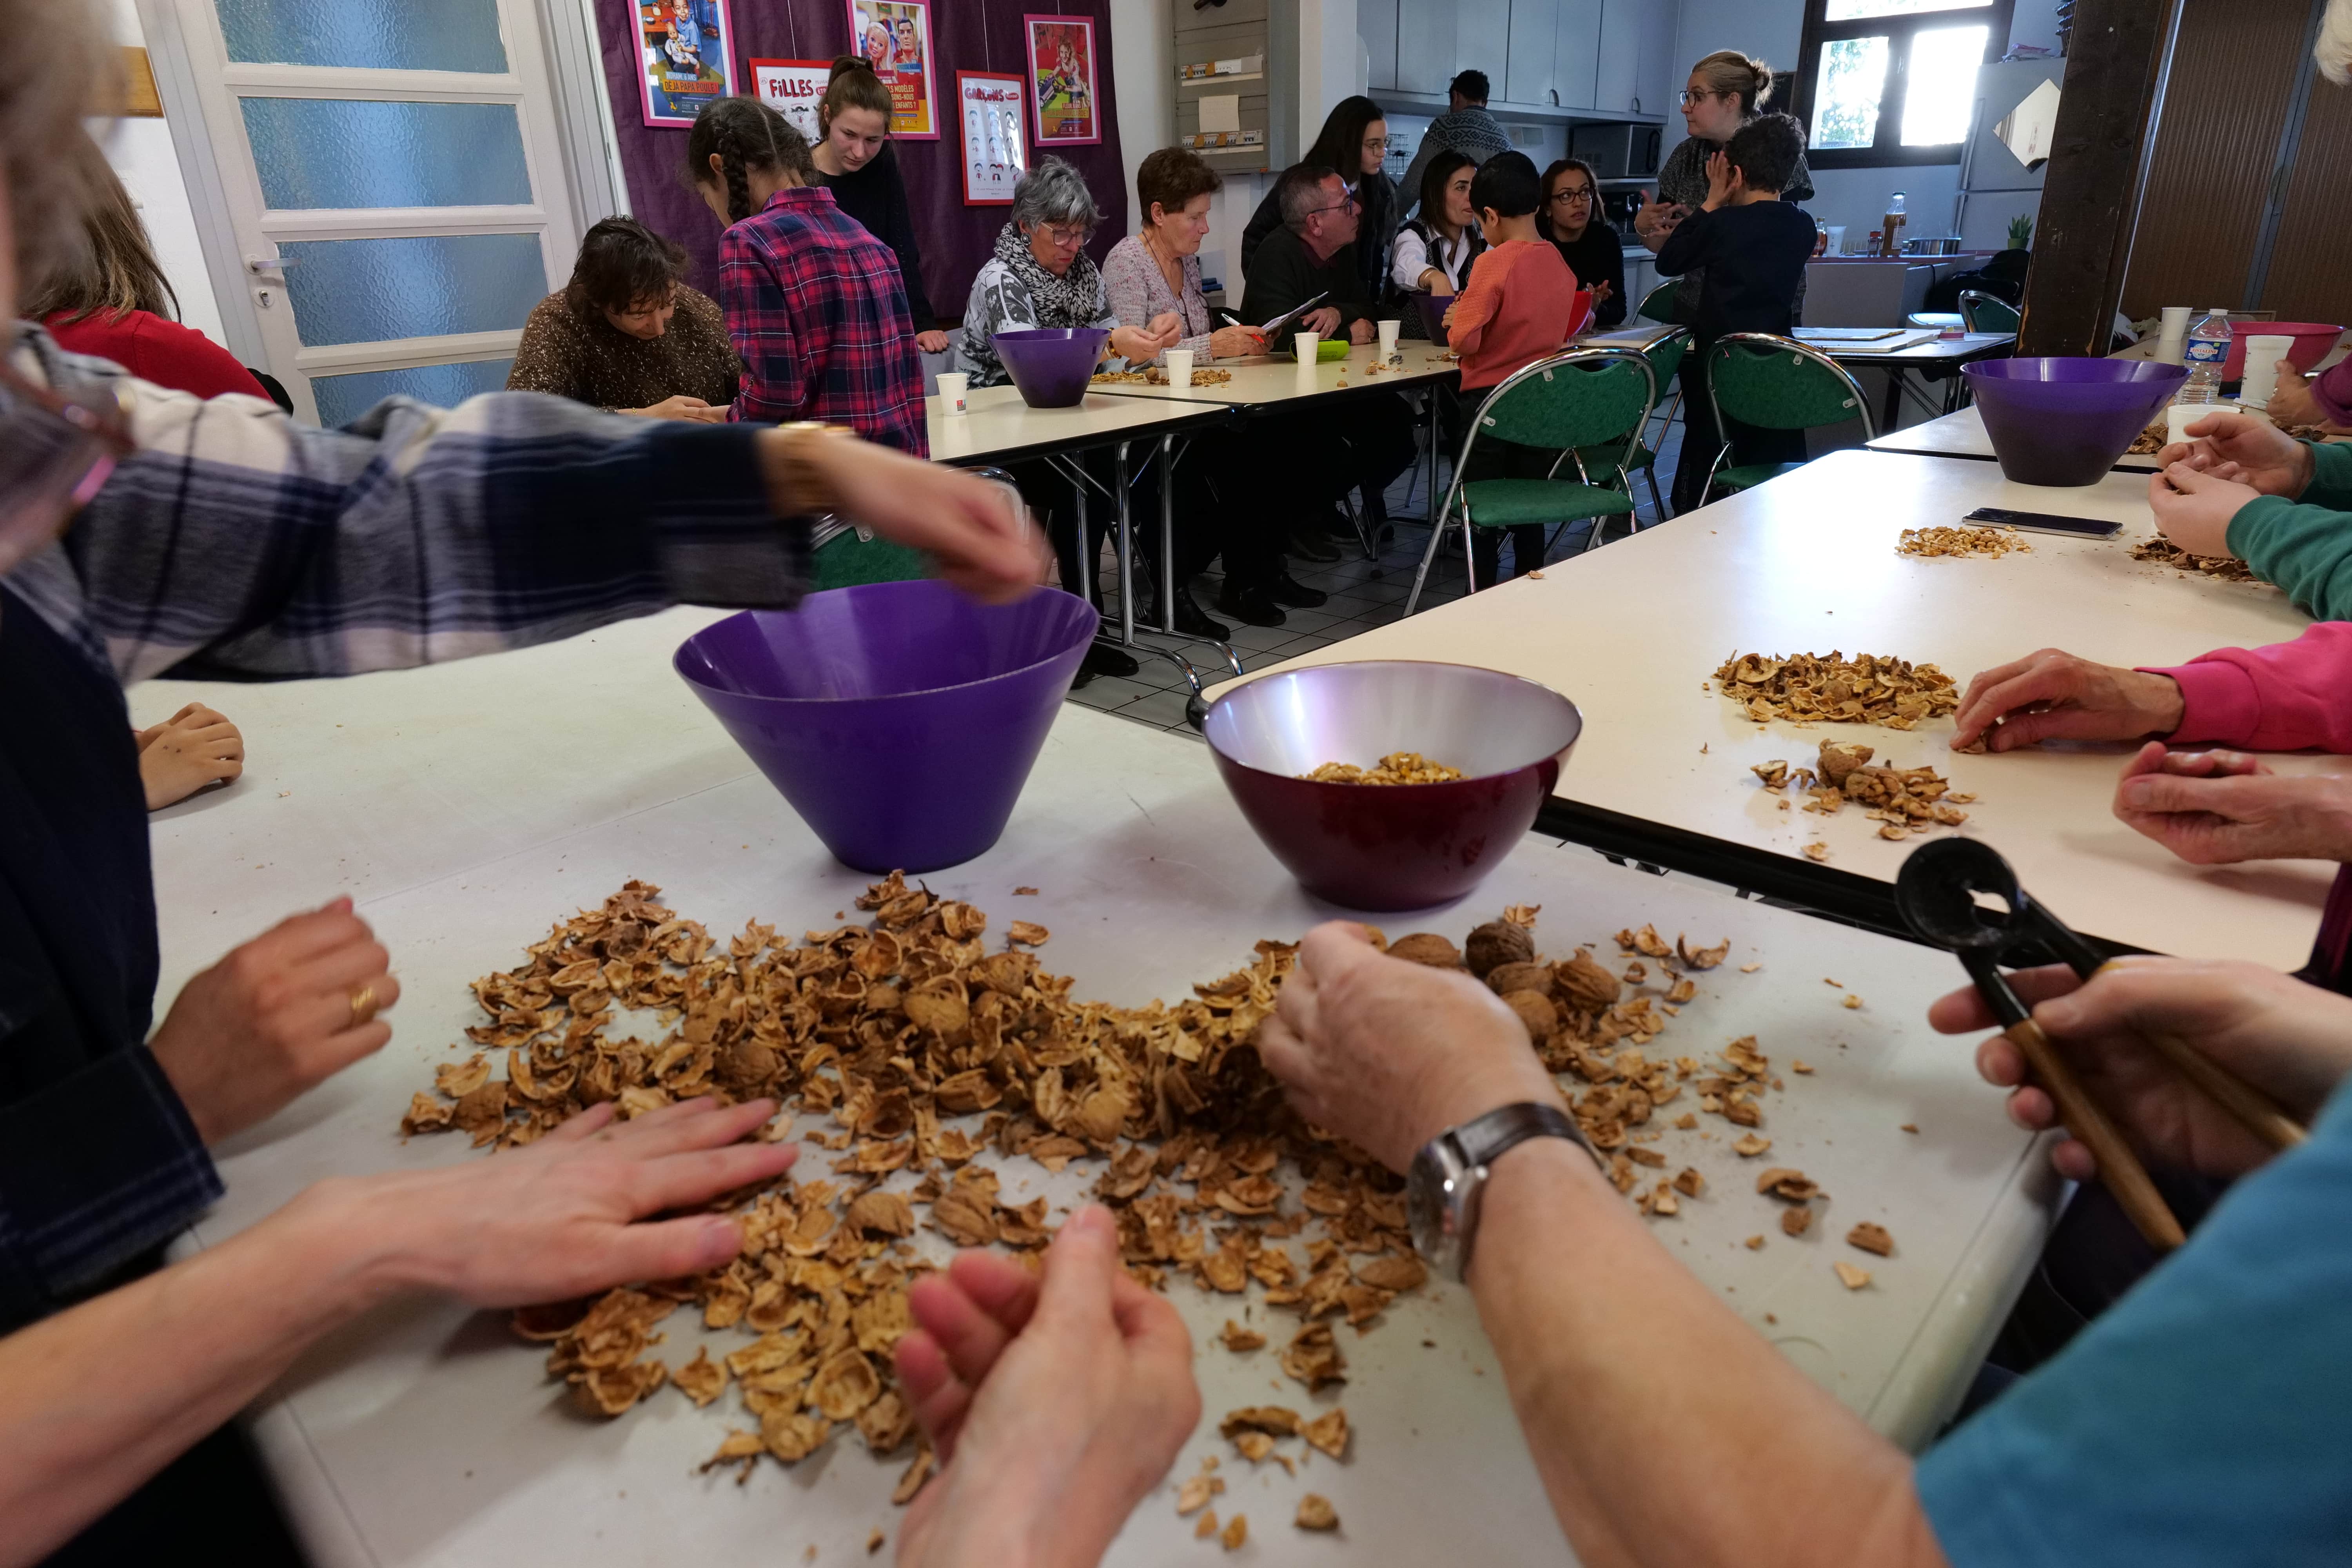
2225, 443, 2352, 621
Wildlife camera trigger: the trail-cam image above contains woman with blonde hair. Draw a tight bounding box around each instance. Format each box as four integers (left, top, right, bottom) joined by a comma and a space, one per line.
810, 54, 947, 353
1633, 48, 1814, 301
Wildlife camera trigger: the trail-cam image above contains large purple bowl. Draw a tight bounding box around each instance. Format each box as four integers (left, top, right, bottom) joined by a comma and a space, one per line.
992, 327, 1110, 408
1964, 357, 2187, 486
675, 581, 1098, 873
1203, 661, 1583, 911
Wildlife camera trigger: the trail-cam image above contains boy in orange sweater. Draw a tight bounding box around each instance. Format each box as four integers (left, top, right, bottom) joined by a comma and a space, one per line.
1442, 151, 1581, 583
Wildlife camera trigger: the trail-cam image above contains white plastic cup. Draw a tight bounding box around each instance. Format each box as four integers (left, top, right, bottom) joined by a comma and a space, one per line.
936, 371, 969, 415
2156, 306, 2192, 365
1826, 225, 1846, 255
1294, 330, 1319, 364
2240, 336, 2294, 407
1163, 348, 1195, 385
2165, 402, 2204, 446
1377, 318, 1401, 360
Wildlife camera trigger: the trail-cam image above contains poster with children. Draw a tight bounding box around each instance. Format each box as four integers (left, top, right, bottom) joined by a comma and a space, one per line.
956, 71, 1027, 205
638, 0, 739, 128
1025, 15, 1100, 146
844, 1, 938, 139
749, 57, 832, 143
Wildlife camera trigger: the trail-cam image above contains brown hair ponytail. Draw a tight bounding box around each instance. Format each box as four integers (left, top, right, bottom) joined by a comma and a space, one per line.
1690, 49, 1774, 117
819, 54, 892, 138
684, 96, 812, 224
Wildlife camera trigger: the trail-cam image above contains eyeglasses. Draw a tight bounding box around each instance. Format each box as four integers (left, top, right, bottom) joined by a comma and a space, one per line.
0, 358, 136, 578
1304, 190, 1362, 219
1549, 187, 1595, 203
1678, 88, 1731, 107
1039, 222, 1093, 247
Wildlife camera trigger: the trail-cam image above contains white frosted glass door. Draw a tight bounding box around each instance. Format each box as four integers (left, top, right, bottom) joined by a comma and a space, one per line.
148, 0, 580, 425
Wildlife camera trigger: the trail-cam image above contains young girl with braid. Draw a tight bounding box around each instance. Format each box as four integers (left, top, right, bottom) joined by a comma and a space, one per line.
686, 95, 926, 452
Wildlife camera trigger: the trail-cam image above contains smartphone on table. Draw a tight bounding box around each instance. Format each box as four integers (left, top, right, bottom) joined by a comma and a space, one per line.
1961, 507, 2123, 539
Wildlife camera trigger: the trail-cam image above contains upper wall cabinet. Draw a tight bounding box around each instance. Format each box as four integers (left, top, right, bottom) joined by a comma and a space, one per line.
1593, 0, 1641, 112
1504, 0, 1555, 107
1362, 0, 1665, 113
1553, 0, 1601, 110
1454, 0, 1512, 97
1393, 0, 1455, 94
1634, 0, 1679, 119
1363, 0, 1400, 91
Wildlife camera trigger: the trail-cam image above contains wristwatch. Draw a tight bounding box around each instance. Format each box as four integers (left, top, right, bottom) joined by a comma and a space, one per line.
1407, 1102, 1600, 1281
771, 420, 855, 518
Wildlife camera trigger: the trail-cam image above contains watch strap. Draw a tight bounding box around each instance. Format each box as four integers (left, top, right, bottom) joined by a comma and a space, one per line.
1452, 1101, 1598, 1175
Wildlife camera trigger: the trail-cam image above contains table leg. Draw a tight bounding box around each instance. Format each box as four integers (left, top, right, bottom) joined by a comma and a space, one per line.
1424, 388, 1441, 529
1070, 471, 1092, 605
1881, 369, 1904, 435
1114, 439, 1136, 648
1158, 433, 1177, 634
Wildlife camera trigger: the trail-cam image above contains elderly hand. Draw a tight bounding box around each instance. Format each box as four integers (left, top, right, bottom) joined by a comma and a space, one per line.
1347, 317, 1376, 346
1947, 649, 2184, 752
2111, 742, 2352, 866
1106, 324, 1167, 365
782, 434, 1049, 604
1928, 958, 2350, 1182
2265, 370, 2323, 427
149, 898, 401, 1145
136, 702, 244, 809
1143, 312, 1184, 350
1207, 324, 1263, 360
2154, 411, 2316, 498
333, 1096, 799, 1304
1302, 306, 1343, 338
2147, 461, 2261, 557
627, 395, 728, 423
1255, 924, 1564, 1172
894, 1205, 1197, 1568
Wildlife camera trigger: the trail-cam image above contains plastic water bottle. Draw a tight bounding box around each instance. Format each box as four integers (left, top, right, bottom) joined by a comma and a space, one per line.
2178, 308, 2232, 403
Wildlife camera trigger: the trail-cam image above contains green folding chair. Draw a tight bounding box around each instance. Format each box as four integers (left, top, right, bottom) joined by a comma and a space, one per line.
1574, 327, 1687, 523
1406, 346, 1658, 613
1698, 332, 1875, 507
1637, 278, 1684, 325
1958, 290, 2021, 334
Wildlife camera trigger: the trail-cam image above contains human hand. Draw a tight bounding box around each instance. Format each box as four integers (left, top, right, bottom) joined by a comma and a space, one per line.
1702, 149, 1737, 210
149, 898, 401, 1145
894, 1205, 1197, 1568
785, 435, 1050, 603
1588, 281, 1613, 306
1255, 924, 1564, 1172
916, 329, 953, 355
1348, 316, 1376, 346
1303, 307, 1343, 338
1143, 312, 1185, 349
136, 702, 244, 809
1207, 325, 1263, 360
1441, 299, 1459, 328
1633, 190, 1683, 249
1927, 958, 2352, 1181
1947, 649, 2183, 752
2111, 742, 2352, 865
628, 395, 727, 423
2147, 461, 2261, 557
2154, 412, 2316, 498
2265, 370, 2322, 428
1423, 272, 1457, 299
1106, 325, 1166, 365
331, 1096, 799, 1305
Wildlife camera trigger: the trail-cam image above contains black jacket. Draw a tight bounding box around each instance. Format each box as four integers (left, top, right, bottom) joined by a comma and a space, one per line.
1239, 224, 1374, 335
1240, 171, 1396, 301
818, 143, 938, 333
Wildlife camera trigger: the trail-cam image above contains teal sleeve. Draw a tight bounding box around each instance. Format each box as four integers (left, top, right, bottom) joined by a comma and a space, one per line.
1916, 1081, 2352, 1568
2226, 487, 2352, 622
2300, 439, 2352, 511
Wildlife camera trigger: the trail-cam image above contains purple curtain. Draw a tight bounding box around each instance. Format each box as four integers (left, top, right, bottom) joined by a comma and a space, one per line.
593, 0, 1129, 319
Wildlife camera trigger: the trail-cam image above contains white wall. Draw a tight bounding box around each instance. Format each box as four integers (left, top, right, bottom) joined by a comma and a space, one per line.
1110, 0, 1173, 233
91, 0, 226, 346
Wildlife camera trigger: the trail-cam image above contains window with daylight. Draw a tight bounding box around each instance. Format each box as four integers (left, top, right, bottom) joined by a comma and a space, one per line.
1793, 0, 2015, 168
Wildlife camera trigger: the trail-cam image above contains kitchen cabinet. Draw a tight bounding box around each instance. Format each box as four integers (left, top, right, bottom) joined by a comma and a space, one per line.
1362, 0, 1399, 92
1454, 0, 1511, 99
1553, 0, 1601, 110
1504, 0, 1555, 108
1394, 0, 1455, 95
1593, 0, 1641, 113
1633, 0, 1679, 118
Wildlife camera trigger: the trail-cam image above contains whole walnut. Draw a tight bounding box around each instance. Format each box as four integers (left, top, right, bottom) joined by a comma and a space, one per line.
1485, 960, 1553, 998
1464, 919, 1535, 977
1501, 989, 1559, 1040
1553, 949, 1622, 1012
1387, 933, 1464, 967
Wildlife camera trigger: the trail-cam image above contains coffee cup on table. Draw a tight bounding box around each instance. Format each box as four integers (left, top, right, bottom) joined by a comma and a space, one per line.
1377, 318, 1401, 361
1163, 348, 1195, 386
1294, 330, 1319, 364
936, 372, 969, 415
2156, 306, 2191, 365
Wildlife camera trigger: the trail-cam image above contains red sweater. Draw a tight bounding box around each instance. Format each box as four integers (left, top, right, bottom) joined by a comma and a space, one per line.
1447, 239, 1579, 390
43, 310, 270, 401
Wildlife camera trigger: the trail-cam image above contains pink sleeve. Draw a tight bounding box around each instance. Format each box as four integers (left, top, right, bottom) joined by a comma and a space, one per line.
2141, 621, 2352, 751
2313, 359, 2352, 427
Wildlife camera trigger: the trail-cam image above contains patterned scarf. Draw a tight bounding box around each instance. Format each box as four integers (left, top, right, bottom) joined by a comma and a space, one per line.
993, 221, 1102, 328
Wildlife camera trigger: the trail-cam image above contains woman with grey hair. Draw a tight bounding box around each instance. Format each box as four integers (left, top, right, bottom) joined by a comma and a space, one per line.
954, 156, 1180, 385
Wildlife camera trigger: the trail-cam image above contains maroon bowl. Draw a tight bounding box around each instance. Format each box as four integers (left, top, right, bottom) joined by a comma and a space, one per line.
992, 327, 1110, 408
1202, 661, 1583, 912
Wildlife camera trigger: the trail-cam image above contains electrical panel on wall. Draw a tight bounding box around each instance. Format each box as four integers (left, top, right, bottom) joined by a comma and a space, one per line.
1175, 0, 1277, 171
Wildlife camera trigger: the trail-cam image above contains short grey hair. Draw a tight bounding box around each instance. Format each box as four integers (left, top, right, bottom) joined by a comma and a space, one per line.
1276, 163, 1341, 231
1011, 156, 1100, 233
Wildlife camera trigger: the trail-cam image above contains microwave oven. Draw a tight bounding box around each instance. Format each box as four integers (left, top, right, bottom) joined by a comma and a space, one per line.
1569, 122, 1662, 180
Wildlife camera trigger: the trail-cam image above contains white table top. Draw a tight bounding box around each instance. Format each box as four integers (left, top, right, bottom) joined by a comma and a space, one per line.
923, 381, 1224, 466
1254, 449, 2340, 967
138, 606, 2049, 1567
1867, 406, 2161, 472
1798, 330, 2015, 363
1082, 325, 1677, 410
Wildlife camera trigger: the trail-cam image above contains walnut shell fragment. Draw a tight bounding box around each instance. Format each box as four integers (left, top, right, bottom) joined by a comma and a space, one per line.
1296, 1494, 1340, 1531
1781, 1206, 1813, 1237
1301, 1406, 1350, 1459
1222, 1514, 1249, 1551
1733, 1133, 1773, 1157
1834, 1261, 1873, 1289
846, 1190, 916, 1237
1676, 934, 1730, 970
1756, 1168, 1820, 1201
673, 1347, 726, 1407
1817, 741, 1874, 786
1465, 918, 1535, 976
1279, 1323, 1347, 1390
1220, 1319, 1267, 1352
760, 1409, 833, 1463
893, 1448, 934, 1504
1220, 1406, 1302, 1438
1846, 1222, 1894, 1256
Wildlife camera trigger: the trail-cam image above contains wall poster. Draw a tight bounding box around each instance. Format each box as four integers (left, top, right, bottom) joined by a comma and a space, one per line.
637, 0, 738, 128
845, 0, 938, 138
1024, 14, 1100, 146
749, 57, 834, 143
956, 71, 1028, 205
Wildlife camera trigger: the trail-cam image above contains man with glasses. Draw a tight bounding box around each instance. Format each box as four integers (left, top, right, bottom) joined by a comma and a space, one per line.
1399, 69, 1511, 224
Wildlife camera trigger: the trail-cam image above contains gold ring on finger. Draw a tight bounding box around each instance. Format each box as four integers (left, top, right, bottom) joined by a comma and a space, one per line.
348, 983, 378, 1029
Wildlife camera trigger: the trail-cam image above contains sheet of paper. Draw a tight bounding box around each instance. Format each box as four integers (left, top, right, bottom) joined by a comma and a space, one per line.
1197, 93, 1240, 134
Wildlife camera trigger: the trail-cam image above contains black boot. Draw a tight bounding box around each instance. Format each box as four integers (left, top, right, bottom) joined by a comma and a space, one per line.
1269, 572, 1328, 608
1216, 580, 1287, 627
1074, 642, 1138, 688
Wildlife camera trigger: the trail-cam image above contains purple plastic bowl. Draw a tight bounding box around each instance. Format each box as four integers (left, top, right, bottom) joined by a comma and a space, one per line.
1203, 661, 1583, 912
1413, 293, 1452, 347
992, 327, 1110, 408
675, 581, 1098, 873
1964, 358, 2188, 486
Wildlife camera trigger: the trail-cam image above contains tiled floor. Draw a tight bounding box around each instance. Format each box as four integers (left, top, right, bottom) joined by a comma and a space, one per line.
1068, 404, 1690, 739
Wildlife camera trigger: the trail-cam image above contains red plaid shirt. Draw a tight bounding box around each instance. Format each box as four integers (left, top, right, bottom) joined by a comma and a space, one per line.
720, 186, 927, 456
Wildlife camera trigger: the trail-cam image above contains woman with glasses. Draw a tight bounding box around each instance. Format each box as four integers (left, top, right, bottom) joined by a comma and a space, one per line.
1633, 50, 1814, 323
1537, 157, 1626, 329
1238, 95, 1396, 302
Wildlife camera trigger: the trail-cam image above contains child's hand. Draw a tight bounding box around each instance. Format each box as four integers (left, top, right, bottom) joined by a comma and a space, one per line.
1702, 149, 1739, 210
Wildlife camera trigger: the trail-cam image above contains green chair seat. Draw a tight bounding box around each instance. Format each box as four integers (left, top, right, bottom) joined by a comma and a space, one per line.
813, 529, 926, 590
1463, 479, 1638, 526
1708, 461, 1803, 494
